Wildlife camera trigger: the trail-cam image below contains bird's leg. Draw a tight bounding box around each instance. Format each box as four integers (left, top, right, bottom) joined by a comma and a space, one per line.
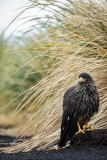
84, 124, 94, 131
76, 122, 84, 134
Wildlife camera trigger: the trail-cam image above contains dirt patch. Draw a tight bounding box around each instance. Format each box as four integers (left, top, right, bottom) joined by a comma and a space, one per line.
0, 129, 107, 160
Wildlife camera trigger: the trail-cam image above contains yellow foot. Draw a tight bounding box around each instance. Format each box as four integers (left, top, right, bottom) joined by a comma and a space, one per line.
84, 125, 94, 131
76, 122, 85, 134
76, 129, 85, 135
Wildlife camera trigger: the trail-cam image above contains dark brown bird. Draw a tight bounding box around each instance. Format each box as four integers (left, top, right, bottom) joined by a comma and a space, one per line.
58, 72, 99, 148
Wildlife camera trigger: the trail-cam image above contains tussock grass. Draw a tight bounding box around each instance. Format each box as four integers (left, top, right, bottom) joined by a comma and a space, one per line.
1, 0, 107, 153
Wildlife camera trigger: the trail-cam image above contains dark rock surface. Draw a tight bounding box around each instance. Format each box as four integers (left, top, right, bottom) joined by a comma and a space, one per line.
0, 129, 107, 160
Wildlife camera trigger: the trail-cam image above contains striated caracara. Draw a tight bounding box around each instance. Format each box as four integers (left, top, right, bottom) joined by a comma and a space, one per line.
58, 72, 99, 148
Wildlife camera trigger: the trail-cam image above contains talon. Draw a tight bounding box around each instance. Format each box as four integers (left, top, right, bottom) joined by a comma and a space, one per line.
76, 129, 85, 134
76, 122, 85, 134
84, 124, 94, 131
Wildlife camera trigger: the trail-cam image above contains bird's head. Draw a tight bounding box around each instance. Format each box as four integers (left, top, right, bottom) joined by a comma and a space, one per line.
78, 72, 94, 84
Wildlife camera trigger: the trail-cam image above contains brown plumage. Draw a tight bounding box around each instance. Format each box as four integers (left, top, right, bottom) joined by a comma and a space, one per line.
58, 73, 99, 148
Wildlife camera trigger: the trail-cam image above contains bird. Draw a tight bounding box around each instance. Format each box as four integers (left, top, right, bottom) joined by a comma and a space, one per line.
58, 72, 99, 148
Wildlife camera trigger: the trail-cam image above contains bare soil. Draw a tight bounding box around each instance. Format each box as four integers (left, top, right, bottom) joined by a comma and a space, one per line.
0, 129, 107, 160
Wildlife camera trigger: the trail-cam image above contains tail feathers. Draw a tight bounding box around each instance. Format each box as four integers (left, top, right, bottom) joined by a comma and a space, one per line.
58, 120, 77, 148
58, 123, 70, 147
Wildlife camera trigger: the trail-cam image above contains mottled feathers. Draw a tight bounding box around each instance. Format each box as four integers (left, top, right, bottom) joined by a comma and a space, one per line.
58, 73, 99, 148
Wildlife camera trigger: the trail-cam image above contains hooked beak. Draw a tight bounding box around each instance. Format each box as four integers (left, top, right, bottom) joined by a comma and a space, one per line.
79, 77, 87, 82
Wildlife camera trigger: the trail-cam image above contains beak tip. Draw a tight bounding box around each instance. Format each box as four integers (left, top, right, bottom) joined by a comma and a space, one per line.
79, 77, 86, 82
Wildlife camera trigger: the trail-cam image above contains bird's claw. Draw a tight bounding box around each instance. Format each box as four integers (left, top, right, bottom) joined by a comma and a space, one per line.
76, 129, 85, 135
83, 125, 94, 131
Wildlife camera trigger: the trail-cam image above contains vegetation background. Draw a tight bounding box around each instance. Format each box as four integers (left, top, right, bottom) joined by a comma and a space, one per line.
0, 0, 107, 153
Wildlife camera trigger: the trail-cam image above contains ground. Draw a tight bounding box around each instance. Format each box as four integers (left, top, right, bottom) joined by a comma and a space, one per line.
0, 129, 107, 160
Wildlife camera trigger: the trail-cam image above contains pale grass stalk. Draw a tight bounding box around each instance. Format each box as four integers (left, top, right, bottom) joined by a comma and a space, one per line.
1, 0, 107, 153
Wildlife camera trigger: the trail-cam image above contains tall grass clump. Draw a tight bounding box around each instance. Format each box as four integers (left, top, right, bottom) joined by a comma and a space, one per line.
0, 34, 45, 129
1, 0, 107, 153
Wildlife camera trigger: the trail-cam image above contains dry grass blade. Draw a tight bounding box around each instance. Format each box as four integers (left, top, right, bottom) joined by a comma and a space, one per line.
1, 0, 107, 153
